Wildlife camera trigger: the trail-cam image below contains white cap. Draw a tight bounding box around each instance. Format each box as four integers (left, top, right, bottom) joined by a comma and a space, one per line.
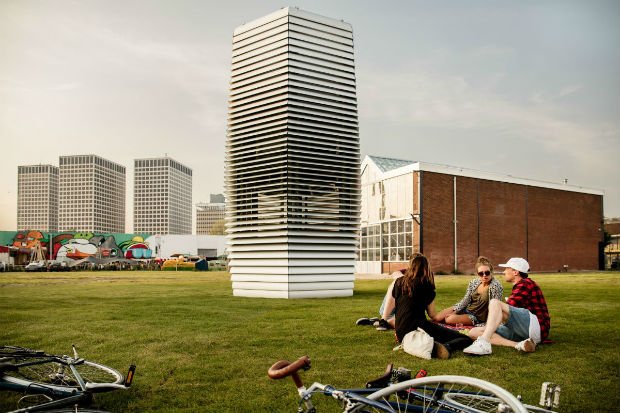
498, 257, 529, 274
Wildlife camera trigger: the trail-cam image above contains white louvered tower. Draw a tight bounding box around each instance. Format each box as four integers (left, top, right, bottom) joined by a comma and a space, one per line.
225, 7, 360, 298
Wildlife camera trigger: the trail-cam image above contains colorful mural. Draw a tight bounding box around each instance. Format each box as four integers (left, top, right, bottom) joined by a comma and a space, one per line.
1, 231, 154, 260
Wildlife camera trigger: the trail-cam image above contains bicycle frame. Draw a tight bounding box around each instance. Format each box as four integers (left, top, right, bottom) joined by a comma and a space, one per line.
0, 346, 135, 413
268, 355, 534, 413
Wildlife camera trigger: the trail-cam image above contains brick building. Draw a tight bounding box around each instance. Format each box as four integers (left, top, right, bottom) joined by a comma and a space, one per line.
358, 156, 604, 274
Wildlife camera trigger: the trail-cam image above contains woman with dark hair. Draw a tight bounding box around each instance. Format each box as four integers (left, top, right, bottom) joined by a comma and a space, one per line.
380, 253, 472, 359
433, 256, 504, 326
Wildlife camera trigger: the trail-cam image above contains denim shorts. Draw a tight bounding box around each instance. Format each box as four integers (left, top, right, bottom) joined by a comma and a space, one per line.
461, 308, 482, 325
495, 305, 532, 342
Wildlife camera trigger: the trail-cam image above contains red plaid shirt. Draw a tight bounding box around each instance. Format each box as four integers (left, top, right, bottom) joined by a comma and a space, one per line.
507, 277, 551, 340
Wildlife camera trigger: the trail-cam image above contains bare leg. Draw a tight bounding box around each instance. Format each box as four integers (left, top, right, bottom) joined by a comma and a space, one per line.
467, 299, 510, 341
445, 313, 474, 326
381, 280, 396, 320
479, 299, 510, 342
434, 307, 455, 323
488, 333, 518, 347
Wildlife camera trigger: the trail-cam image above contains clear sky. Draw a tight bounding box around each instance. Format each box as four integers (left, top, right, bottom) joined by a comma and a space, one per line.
1, 0, 619, 232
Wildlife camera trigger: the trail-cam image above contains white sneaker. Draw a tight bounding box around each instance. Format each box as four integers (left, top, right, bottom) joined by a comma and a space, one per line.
463, 337, 492, 355
515, 338, 536, 353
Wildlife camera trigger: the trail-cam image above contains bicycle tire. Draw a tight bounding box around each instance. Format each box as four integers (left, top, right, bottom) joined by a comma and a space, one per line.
354, 375, 529, 413
443, 393, 557, 413
1, 349, 123, 391
33, 409, 110, 413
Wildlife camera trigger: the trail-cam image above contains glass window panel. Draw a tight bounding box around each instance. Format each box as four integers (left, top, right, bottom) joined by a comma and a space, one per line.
397, 220, 404, 233
405, 232, 412, 247
361, 227, 367, 236
399, 247, 405, 261
382, 222, 389, 233
374, 235, 380, 248
362, 250, 367, 261
390, 234, 397, 248
405, 220, 412, 233
399, 233, 405, 247
390, 221, 397, 233
361, 237, 367, 248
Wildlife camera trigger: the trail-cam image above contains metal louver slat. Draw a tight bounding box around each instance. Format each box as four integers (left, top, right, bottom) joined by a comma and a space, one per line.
226, 7, 360, 298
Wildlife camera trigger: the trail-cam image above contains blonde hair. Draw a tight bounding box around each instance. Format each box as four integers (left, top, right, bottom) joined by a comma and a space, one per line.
475, 256, 494, 273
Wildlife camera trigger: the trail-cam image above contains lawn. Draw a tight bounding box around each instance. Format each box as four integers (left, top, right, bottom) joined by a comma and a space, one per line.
1, 271, 619, 412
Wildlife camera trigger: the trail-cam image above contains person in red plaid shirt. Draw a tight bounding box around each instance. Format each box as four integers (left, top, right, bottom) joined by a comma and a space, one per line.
464, 257, 550, 356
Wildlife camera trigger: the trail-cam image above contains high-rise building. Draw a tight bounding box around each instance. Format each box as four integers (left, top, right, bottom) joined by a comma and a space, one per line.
59, 155, 125, 233
226, 7, 360, 298
196, 200, 226, 235
17, 164, 59, 232
134, 157, 192, 234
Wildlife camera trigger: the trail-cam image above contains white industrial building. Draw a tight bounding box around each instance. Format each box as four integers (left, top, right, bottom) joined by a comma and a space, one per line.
146, 235, 227, 260
225, 7, 360, 298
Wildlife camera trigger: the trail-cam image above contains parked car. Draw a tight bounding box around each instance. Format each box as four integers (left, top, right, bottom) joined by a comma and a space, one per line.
25, 261, 47, 272
0, 262, 7, 272
48, 261, 69, 272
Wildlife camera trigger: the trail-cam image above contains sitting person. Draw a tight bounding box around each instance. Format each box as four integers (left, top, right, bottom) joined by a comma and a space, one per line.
433, 256, 503, 326
382, 253, 472, 359
356, 269, 404, 329
464, 257, 551, 355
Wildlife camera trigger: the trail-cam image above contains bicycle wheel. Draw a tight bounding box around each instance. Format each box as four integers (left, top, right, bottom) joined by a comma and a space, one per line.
37, 409, 110, 413
353, 375, 529, 413
3, 355, 123, 390
443, 393, 557, 413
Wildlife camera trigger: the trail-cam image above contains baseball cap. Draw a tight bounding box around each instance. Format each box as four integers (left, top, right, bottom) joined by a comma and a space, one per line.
498, 257, 529, 274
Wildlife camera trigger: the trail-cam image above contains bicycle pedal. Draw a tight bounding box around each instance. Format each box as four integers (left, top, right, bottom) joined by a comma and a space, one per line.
392, 367, 411, 383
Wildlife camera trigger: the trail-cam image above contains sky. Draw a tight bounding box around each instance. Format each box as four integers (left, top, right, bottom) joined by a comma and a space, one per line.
1, 0, 619, 232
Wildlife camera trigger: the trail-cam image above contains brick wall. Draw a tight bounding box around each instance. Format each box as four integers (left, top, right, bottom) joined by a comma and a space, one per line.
605, 222, 620, 235
421, 171, 603, 273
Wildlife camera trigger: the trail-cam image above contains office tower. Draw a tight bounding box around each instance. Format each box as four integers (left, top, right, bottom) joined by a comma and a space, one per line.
226, 7, 360, 298
59, 155, 125, 233
17, 164, 59, 232
196, 200, 226, 235
134, 157, 192, 234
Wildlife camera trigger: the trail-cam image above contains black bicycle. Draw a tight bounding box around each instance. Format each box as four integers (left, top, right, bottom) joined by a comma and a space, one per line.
0, 345, 135, 413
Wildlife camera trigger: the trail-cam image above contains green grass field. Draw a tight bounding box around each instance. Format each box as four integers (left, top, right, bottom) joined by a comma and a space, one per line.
1, 271, 619, 412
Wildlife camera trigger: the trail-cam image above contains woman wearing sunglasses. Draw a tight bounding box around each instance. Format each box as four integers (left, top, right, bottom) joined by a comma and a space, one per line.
433, 256, 503, 327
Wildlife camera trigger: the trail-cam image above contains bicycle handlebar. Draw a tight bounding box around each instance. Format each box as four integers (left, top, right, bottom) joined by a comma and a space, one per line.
268, 356, 311, 389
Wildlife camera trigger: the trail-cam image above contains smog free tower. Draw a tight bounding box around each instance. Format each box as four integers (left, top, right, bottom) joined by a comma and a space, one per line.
225, 7, 360, 298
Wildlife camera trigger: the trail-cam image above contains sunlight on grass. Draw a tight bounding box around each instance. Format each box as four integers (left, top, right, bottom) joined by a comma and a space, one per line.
1, 271, 619, 412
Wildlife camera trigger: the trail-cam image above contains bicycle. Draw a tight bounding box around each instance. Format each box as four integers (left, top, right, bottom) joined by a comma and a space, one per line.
0, 345, 135, 413
268, 355, 561, 413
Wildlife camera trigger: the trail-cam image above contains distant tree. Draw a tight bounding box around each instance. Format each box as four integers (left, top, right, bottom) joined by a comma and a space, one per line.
208, 219, 226, 235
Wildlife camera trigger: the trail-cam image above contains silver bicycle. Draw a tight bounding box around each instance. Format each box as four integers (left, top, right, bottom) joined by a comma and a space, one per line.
268, 355, 561, 413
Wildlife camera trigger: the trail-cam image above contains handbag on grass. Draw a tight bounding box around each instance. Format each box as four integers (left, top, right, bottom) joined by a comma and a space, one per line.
397, 327, 434, 359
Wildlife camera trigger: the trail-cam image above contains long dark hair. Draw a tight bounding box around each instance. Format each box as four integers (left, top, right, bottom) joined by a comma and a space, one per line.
401, 253, 435, 297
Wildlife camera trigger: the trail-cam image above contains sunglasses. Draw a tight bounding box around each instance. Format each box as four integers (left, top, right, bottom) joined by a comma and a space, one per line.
477, 270, 491, 276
